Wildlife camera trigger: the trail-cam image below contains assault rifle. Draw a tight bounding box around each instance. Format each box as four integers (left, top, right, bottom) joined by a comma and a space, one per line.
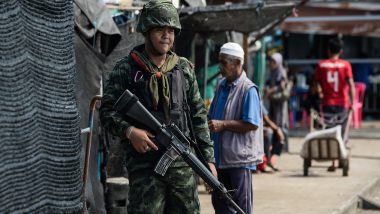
114, 89, 245, 214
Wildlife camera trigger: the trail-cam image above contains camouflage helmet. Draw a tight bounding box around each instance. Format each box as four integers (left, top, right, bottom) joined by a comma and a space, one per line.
136, 0, 181, 35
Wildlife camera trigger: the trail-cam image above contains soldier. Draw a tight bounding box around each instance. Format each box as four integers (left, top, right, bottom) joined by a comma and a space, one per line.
99, 0, 216, 213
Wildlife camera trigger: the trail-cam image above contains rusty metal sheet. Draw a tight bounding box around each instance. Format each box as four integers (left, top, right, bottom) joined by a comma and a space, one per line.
282, 3, 380, 37
283, 15, 380, 37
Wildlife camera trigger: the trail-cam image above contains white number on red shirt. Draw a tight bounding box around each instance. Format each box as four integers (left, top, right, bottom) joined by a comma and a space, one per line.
327, 71, 339, 92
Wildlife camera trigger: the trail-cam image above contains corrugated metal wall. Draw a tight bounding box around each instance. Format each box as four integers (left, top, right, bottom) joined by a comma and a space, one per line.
0, 0, 82, 213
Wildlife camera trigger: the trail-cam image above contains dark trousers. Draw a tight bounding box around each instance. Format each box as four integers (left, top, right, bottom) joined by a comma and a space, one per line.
322, 105, 348, 140
211, 168, 253, 214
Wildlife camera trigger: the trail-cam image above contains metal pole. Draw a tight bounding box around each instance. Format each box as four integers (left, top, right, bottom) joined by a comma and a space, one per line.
254, 38, 266, 92
82, 95, 102, 213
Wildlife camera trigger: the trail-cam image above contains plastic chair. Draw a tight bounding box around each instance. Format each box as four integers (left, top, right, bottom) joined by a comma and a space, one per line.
351, 83, 366, 129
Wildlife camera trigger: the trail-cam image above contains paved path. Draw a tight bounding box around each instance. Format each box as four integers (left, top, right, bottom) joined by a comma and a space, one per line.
199, 137, 380, 214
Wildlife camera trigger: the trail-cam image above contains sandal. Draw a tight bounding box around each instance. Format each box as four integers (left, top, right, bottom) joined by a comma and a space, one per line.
267, 163, 280, 172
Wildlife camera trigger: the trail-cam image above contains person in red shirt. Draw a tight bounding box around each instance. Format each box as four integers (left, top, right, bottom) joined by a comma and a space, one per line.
313, 38, 355, 171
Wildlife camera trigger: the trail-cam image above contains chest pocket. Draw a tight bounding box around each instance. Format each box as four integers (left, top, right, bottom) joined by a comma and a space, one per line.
131, 70, 152, 109
129, 68, 189, 135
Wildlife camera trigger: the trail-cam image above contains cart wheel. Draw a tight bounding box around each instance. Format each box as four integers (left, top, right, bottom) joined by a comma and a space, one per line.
303, 159, 310, 176
342, 159, 349, 177
307, 159, 312, 167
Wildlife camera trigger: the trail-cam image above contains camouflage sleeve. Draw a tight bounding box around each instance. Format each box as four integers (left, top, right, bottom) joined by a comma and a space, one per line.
99, 58, 131, 139
180, 57, 215, 163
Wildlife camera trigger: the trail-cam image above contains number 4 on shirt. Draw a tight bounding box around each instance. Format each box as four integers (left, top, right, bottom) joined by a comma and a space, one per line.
327, 71, 339, 92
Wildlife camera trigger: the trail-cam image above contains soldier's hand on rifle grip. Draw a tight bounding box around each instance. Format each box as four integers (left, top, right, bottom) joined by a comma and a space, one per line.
205, 162, 218, 193
126, 127, 158, 153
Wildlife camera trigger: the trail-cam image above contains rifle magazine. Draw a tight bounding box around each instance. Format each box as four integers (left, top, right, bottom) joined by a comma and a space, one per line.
154, 146, 179, 176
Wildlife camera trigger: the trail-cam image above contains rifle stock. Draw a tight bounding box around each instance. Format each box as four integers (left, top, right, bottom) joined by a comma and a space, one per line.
114, 89, 245, 214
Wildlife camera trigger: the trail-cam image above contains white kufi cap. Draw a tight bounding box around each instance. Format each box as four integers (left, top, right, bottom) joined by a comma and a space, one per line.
220, 42, 244, 59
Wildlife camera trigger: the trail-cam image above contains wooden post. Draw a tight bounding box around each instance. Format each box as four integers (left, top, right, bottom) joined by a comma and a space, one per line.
243, 33, 249, 73
203, 39, 211, 99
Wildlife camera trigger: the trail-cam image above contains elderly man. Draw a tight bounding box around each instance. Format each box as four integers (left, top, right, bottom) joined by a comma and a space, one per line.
208, 42, 263, 214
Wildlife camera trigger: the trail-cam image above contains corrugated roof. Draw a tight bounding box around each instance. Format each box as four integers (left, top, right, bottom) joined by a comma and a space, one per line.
179, 2, 301, 34
282, 2, 380, 37
307, 2, 380, 11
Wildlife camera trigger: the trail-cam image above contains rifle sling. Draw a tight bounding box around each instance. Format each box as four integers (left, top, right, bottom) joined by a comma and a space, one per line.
177, 66, 211, 170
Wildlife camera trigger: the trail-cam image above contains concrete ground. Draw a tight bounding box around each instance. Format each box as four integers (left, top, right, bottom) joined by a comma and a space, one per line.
199, 121, 380, 214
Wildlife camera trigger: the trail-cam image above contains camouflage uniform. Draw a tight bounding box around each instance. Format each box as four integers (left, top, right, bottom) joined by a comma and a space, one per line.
99, 1, 214, 213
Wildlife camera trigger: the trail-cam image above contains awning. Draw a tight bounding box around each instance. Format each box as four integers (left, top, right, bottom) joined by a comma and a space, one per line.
179, 2, 301, 35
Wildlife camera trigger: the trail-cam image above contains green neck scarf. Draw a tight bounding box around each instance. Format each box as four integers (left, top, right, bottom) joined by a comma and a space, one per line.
131, 46, 178, 121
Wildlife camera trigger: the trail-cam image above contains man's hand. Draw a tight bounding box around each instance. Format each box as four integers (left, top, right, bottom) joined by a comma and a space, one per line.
204, 162, 218, 193
263, 86, 277, 99
350, 104, 355, 113
275, 128, 285, 145
127, 127, 158, 153
208, 120, 225, 133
